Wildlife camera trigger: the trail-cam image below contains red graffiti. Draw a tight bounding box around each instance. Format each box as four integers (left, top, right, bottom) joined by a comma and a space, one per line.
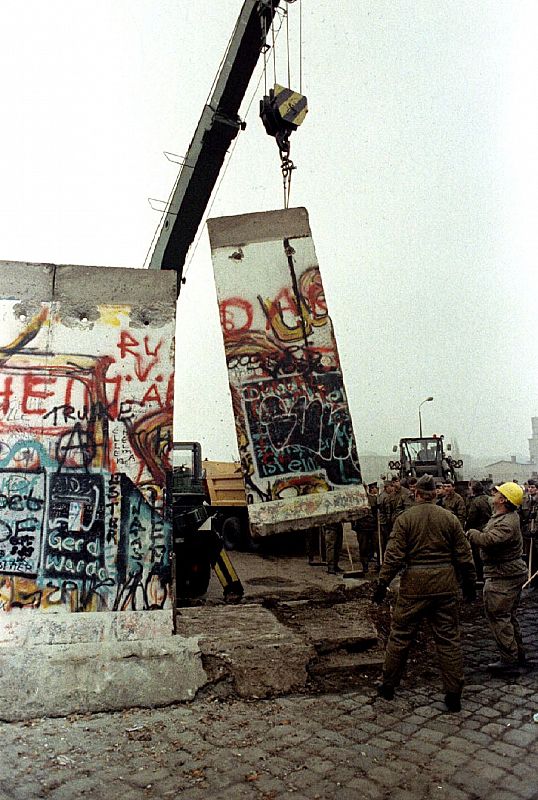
219, 297, 253, 333
117, 331, 163, 381
141, 384, 162, 406
22, 375, 56, 415
0, 377, 13, 415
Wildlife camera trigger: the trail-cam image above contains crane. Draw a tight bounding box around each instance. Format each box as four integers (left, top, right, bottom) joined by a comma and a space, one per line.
147, 0, 282, 287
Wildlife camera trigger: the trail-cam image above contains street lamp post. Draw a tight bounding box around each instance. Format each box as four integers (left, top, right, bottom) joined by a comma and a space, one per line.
418, 396, 434, 437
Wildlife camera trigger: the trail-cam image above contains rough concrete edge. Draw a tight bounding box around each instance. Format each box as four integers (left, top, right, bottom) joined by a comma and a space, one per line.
207, 206, 310, 249
53, 264, 177, 324
177, 603, 317, 700
195, 634, 316, 700
0, 261, 54, 301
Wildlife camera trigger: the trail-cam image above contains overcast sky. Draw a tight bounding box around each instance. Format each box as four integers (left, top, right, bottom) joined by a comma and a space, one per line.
0, 1, 536, 461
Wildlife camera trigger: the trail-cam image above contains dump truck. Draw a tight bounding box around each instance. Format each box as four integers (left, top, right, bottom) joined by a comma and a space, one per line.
203, 460, 251, 550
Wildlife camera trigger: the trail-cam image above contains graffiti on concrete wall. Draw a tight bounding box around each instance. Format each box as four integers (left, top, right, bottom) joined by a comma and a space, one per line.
209, 209, 363, 531
0, 263, 175, 612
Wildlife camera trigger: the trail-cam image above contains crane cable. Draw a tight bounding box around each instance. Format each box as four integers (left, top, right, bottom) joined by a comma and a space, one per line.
264, 0, 303, 209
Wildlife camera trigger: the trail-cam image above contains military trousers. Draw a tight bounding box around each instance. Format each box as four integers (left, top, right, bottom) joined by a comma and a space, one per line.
382, 593, 464, 694
483, 574, 526, 663
355, 528, 377, 569
325, 526, 343, 569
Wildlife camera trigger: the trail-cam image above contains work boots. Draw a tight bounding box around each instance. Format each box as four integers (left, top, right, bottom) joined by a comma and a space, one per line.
486, 660, 522, 674
444, 692, 462, 713
377, 683, 395, 701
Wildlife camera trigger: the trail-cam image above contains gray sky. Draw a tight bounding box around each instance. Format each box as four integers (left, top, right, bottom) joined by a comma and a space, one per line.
0, 1, 536, 461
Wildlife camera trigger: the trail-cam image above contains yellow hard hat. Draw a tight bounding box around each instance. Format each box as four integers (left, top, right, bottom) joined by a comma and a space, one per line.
495, 481, 524, 507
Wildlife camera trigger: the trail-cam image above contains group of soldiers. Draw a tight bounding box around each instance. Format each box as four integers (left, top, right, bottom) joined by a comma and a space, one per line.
370, 474, 535, 712
354, 475, 537, 578
314, 473, 536, 714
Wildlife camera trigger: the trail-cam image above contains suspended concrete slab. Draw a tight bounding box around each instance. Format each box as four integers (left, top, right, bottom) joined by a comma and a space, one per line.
207, 208, 368, 537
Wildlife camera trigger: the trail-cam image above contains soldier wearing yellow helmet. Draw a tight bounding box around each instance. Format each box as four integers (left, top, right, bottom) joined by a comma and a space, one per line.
467, 482, 527, 672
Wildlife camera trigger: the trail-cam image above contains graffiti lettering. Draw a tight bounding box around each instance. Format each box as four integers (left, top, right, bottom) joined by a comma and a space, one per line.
0, 471, 46, 575
117, 331, 163, 381
43, 402, 110, 427
141, 384, 162, 406
220, 297, 254, 333
44, 553, 108, 581
22, 375, 56, 415
245, 373, 361, 485
56, 423, 96, 469
0, 488, 43, 512
0, 377, 14, 414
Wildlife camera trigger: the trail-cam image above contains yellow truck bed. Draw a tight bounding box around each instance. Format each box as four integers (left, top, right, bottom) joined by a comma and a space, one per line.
203, 461, 247, 508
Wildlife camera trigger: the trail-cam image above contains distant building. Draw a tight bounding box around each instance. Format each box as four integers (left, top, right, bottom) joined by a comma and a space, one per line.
482, 456, 537, 485
529, 417, 538, 466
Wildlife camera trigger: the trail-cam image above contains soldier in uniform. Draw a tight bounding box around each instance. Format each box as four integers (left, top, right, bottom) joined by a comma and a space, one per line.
407, 477, 418, 500
442, 479, 466, 526
520, 479, 538, 587
373, 474, 476, 712
434, 479, 445, 506
465, 480, 492, 582
467, 482, 527, 671
378, 477, 413, 559
353, 483, 379, 572
323, 522, 343, 575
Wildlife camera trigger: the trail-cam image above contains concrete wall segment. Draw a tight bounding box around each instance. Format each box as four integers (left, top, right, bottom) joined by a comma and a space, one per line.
0, 261, 177, 324
53, 264, 177, 325
0, 260, 176, 614
209, 208, 367, 535
0, 609, 174, 647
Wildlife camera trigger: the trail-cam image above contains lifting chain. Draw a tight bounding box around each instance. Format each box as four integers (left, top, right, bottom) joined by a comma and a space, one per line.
277, 131, 296, 208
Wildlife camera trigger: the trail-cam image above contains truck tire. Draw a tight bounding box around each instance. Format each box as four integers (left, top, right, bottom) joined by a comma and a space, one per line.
175, 537, 212, 599
222, 515, 243, 551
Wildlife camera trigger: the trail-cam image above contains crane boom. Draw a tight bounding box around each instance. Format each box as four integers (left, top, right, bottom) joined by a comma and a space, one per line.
148, 0, 281, 285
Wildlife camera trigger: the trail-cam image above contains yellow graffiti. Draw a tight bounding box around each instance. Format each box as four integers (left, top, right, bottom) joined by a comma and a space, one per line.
271, 474, 329, 500
0, 306, 49, 364
98, 304, 130, 327
259, 292, 313, 343
258, 268, 328, 344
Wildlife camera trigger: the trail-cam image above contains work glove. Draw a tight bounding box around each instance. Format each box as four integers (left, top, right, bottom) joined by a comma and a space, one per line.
462, 577, 477, 603
372, 579, 388, 605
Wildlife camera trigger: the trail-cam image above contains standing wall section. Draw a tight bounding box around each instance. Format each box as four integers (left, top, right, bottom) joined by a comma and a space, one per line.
207, 207, 367, 536
0, 262, 176, 613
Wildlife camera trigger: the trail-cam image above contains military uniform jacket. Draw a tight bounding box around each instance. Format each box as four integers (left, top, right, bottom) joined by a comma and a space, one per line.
378, 488, 413, 532
520, 494, 538, 534
468, 511, 526, 579
379, 502, 476, 597
353, 492, 377, 534
465, 494, 492, 531
442, 492, 466, 526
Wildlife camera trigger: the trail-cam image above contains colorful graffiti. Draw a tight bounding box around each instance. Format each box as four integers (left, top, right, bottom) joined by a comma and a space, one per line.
209, 210, 363, 529
0, 266, 175, 612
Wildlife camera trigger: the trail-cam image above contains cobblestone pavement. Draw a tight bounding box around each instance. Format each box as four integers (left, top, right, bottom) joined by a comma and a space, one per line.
2, 593, 537, 800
